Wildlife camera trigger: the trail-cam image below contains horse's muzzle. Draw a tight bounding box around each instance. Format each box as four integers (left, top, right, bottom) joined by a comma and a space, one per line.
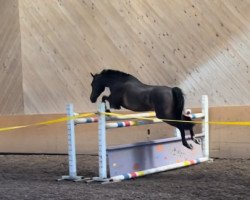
90, 96, 97, 103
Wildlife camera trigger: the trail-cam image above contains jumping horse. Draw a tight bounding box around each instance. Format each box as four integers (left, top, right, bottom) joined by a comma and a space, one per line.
90, 69, 200, 149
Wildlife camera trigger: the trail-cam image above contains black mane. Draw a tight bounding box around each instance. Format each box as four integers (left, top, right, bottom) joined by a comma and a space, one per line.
100, 69, 129, 77
100, 69, 137, 81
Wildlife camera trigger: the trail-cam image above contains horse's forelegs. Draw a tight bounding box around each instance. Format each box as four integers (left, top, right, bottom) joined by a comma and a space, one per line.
101, 95, 111, 112
179, 128, 193, 149
190, 128, 201, 145
102, 95, 122, 111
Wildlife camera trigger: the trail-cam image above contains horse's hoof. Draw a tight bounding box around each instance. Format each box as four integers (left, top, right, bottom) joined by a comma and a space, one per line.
188, 144, 193, 149
193, 138, 201, 145
184, 143, 193, 149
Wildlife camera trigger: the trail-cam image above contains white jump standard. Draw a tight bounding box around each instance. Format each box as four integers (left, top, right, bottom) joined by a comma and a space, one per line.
59, 104, 83, 181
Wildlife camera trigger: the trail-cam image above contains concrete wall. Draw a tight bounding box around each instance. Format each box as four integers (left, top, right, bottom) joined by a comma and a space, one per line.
0, 0, 23, 114
1, 0, 250, 114
209, 106, 250, 158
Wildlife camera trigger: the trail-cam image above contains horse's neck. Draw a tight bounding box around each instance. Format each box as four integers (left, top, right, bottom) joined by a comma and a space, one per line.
103, 79, 120, 89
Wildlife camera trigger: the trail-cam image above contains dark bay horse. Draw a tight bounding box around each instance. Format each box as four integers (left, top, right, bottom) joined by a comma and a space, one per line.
90, 69, 199, 149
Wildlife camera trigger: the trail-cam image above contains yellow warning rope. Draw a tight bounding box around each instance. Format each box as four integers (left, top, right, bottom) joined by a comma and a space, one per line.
0, 113, 95, 132
0, 110, 250, 133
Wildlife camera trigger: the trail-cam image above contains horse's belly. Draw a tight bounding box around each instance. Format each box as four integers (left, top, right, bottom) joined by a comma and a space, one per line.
122, 104, 154, 112
122, 94, 154, 112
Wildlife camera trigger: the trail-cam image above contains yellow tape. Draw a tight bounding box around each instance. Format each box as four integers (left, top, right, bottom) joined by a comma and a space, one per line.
0, 113, 95, 132
102, 112, 250, 126
1, 110, 250, 133
0, 125, 27, 132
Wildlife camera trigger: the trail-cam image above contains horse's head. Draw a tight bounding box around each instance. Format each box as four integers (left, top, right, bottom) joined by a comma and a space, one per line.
90, 73, 105, 103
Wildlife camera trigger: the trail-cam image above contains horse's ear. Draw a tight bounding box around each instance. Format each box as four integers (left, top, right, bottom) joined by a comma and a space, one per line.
90, 73, 94, 78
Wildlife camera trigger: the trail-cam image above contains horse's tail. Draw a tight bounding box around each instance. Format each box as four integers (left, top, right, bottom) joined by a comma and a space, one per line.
172, 87, 184, 119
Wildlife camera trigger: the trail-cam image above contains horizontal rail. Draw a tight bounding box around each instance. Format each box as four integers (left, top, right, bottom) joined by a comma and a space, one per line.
106, 118, 163, 129
189, 113, 204, 119
74, 112, 204, 125
74, 117, 98, 124
110, 157, 209, 181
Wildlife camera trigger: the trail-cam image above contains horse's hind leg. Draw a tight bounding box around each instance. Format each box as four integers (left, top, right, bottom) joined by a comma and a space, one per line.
154, 105, 193, 150
178, 127, 193, 149
190, 128, 201, 144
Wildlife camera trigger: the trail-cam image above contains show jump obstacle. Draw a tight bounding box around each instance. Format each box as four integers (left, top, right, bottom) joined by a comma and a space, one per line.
60, 95, 209, 183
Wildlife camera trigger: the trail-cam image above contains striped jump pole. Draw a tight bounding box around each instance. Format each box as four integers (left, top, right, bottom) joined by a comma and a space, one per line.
110, 157, 209, 182
74, 112, 156, 124
74, 110, 204, 128
74, 116, 98, 124
106, 118, 163, 129
106, 113, 205, 129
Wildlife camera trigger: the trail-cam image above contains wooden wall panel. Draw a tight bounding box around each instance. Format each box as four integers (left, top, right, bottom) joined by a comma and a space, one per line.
0, 0, 23, 114
18, 0, 250, 114
0, 106, 249, 159
209, 106, 250, 159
